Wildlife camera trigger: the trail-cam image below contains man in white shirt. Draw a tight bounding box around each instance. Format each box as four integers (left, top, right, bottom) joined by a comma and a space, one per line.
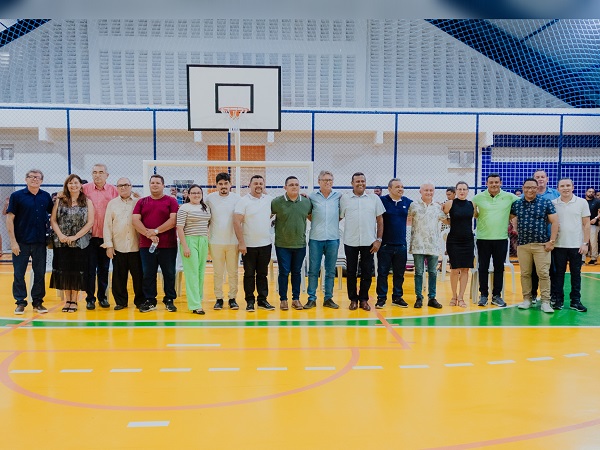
233, 175, 275, 312
550, 178, 590, 312
206, 172, 241, 310
340, 172, 384, 311
103, 177, 144, 310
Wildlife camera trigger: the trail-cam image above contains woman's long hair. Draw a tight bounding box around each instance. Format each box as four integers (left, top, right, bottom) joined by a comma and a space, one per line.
187, 184, 208, 212
60, 174, 88, 208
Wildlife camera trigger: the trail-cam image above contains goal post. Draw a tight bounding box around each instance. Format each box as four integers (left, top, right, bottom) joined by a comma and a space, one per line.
142, 159, 314, 197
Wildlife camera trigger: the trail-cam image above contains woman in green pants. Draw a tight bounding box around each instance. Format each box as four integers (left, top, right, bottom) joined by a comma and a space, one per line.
176, 184, 211, 314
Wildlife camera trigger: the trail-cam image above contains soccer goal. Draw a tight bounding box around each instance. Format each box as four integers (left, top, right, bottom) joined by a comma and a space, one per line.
141, 159, 314, 197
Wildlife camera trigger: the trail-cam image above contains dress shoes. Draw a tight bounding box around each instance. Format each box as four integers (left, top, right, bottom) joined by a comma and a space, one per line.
98, 298, 110, 308
359, 300, 371, 311
349, 300, 358, 310
114, 305, 127, 310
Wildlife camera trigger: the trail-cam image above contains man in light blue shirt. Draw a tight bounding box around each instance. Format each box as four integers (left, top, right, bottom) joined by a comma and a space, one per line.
306, 170, 341, 309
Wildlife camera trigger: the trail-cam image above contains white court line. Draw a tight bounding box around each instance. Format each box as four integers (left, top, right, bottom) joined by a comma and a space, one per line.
60, 369, 93, 373
9, 369, 42, 374
167, 343, 220, 347
110, 368, 142, 373
564, 353, 589, 358
527, 357, 554, 362
160, 368, 192, 372
352, 365, 383, 370
444, 363, 474, 367
208, 368, 239, 372
487, 360, 515, 365
305, 366, 336, 371
257, 367, 288, 371
127, 421, 169, 428
399, 365, 429, 369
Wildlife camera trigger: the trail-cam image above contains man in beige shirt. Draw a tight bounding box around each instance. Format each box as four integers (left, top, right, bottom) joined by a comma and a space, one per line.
103, 177, 144, 310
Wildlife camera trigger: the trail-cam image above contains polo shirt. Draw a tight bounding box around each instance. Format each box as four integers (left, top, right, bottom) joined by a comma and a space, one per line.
510, 195, 556, 245
234, 193, 273, 248
472, 189, 518, 240
206, 192, 240, 245
82, 182, 118, 238
381, 194, 412, 245
271, 193, 312, 248
552, 195, 590, 248
308, 190, 341, 241
340, 192, 385, 247
132, 195, 179, 249
6, 187, 53, 244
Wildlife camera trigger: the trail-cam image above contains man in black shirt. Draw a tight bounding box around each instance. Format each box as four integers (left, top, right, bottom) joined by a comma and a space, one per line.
585, 187, 600, 264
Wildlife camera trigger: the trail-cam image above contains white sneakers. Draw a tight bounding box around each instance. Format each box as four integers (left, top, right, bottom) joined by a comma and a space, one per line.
518, 299, 531, 309
518, 299, 554, 313
540, 302, 554, 313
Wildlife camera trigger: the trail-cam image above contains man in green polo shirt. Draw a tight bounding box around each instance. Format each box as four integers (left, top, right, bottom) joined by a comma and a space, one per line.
472, 173, 518, 308
272, 176, 312, 311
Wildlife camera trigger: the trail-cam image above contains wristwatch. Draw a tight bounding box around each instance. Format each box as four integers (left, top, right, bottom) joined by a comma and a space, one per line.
549, 239, 556, 244
376, 238, 382, 242
154, 229, 159, 235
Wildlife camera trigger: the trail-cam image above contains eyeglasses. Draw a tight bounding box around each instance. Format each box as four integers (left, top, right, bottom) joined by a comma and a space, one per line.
116, 184, 131, 188
319, 179, 333, 183
27, 175, 42, 180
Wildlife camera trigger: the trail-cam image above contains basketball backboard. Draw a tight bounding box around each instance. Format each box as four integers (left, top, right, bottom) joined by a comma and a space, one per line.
187, 65, 281, 132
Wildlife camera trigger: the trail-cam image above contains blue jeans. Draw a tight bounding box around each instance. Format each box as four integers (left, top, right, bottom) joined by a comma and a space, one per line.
552, 247, 582, 302
12, 243, 47, 306
275, 246, 306, 301
413, 254, 438, 300
307, 239, 339, 301
139, 246, 177, 305
376, 243, 407, 301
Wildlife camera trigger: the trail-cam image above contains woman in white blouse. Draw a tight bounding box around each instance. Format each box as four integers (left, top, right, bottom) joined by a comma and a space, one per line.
176, 184, 211, 314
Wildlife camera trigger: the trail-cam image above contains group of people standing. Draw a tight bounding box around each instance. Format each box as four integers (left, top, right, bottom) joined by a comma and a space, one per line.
5, 165, 592, 316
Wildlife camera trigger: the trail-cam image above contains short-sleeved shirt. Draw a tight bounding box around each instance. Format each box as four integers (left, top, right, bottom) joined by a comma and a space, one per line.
205, 192, 240, 245
381, 195, 412, 246
103, 196, 139, 253
309, 190, 341, 241
340, 192, 385, 247
407, 198, 447, 255
271, 194, 312, 248
176, 203, 211, 237
552, 195, 590, 248
510, 195, 556, 245
6, 188, 53, 244
82, 182, 118, 238
587, 197, 600, 219
234, 194, 273, 248
472, 189, 518, 240
132, 195, 179, 248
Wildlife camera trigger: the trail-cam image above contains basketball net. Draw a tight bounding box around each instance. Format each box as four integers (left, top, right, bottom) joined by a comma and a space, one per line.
219, 106, 249, 133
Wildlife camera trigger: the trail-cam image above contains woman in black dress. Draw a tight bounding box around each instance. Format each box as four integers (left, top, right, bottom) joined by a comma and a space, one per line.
50, 174, 95, 312
442, 181, 474, 307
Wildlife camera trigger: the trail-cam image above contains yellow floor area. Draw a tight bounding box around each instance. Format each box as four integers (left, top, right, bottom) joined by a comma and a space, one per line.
0, 263, 599, 449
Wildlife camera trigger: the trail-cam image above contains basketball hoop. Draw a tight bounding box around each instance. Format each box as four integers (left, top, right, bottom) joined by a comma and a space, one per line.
219, 106, 249, 133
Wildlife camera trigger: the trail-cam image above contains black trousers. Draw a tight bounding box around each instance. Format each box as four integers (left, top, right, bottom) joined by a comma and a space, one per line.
476, 239, 507, 297
345, 245, 374, 302
86, 237, 111, 303
112, 250, 145, 307
242, 245, 271, 304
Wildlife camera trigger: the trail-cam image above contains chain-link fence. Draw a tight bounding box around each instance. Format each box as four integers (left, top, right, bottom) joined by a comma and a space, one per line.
2, 106, 600, 252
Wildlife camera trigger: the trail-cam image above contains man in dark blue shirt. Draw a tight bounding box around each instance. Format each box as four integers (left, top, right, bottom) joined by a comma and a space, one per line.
510, 178, 558, 314
6, 169, 53, 315
376, 178, 413, 308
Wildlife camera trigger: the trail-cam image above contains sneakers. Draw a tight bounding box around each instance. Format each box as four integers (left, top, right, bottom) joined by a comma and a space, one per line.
33, 304, 48, 314
257, 300, 275, 311
14, 304, 25, 315
246, 303, 255, 312
303, 300, 317, 309
540, 302, 554, 313
392, 298, 408, 308
588, 259, 597, 265
518, 299, 531, 309
491, 296, 507, 308
550, 300, 563, 310
570, 301, 588, 312
164, 300, 177, 312
427, 298, 442, 309
139, 301, 157, 313
477, 296, 488, 307
375, 299, 386, 309
228, 299, 239, 310
214, 299, 224, 310
323, 298, 339, 309
414, 298, 423, 309
86, 300, 96, 310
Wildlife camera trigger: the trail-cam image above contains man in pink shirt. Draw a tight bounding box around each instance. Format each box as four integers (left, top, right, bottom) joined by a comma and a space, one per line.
82, 163, 118, 310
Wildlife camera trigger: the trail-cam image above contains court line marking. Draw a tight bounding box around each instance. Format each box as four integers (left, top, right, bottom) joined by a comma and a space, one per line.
256, 367, 287, 371
564, 353, 589, 358
305, 366, 335, 371
487, 360, 515, 365
400, 365, 429, 369
527, 357, 553, 361
159, 368, 191, 372
110, 369, 142, 373
127, 421, 169, 428
444, 363, 474, 367
352, 365, 383, 370
60, 369, 93, 373
208, 368, 239, 372
0, 348, 360, 410
374, 311, 411, 349
9, 369, 42, 373
166, 344, 221, 347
